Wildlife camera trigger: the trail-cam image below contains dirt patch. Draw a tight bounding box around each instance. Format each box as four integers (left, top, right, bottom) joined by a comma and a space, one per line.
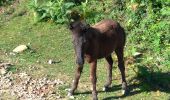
0, 67, 66, 100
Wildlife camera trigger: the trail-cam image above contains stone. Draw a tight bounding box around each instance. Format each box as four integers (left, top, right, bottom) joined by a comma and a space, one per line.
0, 67, 6, 75
48, 59, 53, 64
13, 45, 28, 53
133, 52, 142, 57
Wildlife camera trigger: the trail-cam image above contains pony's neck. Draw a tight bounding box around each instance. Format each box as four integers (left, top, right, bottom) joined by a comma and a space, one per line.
84, 27, 99, 40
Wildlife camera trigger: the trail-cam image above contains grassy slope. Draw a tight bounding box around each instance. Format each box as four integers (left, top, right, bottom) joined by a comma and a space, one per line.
0, 0, 170, 100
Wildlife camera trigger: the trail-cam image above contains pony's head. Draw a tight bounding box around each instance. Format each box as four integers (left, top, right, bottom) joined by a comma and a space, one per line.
69, 20, 90, 66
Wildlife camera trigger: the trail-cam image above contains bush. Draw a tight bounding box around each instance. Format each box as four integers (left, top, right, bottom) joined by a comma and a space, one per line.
0, 0, 14, 6
29, 0, 75, 23
126, 0, 170, 68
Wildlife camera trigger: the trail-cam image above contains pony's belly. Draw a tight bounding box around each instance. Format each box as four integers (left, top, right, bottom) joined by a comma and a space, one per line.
85, 48, 114, 62
97, 50, 114, 59
97, 43, 116, 58
84, 40, 116, 62
84, 53, 107, 63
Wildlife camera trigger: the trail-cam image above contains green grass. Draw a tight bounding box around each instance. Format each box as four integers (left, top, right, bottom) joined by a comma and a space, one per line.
0, 0, 170, 100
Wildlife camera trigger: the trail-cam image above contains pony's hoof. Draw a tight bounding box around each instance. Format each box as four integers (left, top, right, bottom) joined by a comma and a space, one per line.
122, 90, 125, 95
121, 82, 128, 95
68, 92, 74, 99
67, 89, 74, 98
103, 86, 109, 91
93, 96, 98, 100
67, 92, 72, 96
121, 89, 128, 95
92, 92, 98, 100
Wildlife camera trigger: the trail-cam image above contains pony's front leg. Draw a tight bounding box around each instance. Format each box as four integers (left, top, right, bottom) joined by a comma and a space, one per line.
90, 60, 98, 100
68, 64, 83, 96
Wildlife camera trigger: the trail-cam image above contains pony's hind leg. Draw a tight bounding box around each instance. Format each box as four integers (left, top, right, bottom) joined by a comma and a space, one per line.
68, 65, 83, 96
115, 47, 127, 95
103, 55, 113, 91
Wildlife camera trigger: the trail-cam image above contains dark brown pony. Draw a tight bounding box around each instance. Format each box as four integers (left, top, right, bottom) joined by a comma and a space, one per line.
68, 19, 127, 100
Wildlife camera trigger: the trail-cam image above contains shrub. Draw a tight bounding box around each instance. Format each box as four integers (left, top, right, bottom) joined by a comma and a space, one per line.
29, 0, 75, 23
0, 0, 14, 6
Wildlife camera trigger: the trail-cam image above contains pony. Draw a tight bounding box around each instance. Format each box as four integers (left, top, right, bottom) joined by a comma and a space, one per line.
68, 19, 127, 100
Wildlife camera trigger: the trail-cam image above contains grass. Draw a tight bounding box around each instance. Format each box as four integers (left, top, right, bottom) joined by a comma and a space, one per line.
0, 0, 170, 99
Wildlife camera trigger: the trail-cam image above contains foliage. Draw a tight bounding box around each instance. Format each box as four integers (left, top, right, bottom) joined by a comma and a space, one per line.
125, 0, 170, 68
0, 0, 14, 6
29, 0, 75, 23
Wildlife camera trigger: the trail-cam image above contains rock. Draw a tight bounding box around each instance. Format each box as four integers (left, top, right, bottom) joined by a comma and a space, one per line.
13, 45, 28, 53
9, 52, 16, 55
36, 60, 40, 63
0, 63, 13, 75
56, 95, 61, 99
54, 79, 64, 85
48, 59, 53, 64
133, 52, 142, 57
0, 67, 6, 75
0, 62, 13, 68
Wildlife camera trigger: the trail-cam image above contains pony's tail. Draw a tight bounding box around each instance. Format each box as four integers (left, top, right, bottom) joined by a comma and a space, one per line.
116, 23, 126, 46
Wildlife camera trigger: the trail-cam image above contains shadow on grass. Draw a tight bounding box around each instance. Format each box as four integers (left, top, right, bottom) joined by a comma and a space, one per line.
103, 66, 170, 100
74, 84, 122, 96
74, 66, 170, 100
